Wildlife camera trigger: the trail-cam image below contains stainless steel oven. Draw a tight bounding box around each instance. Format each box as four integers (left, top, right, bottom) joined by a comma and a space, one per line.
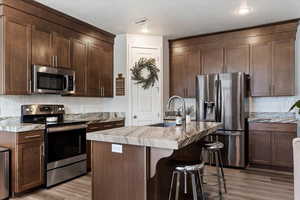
32, 65, 75, 95
21, 104, 88, 188
45, 123, 87, 188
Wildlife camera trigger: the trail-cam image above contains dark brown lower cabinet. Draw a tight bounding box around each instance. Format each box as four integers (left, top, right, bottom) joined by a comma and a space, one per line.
0, 130, 44, 195
249, 123, 296, 171
249, 130, 272, 166
17, 140, 44, 192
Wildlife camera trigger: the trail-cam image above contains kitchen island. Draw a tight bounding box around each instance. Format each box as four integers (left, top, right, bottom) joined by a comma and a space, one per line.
87, 121, 222, 200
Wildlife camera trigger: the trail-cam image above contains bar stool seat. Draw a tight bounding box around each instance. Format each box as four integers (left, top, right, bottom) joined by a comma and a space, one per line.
204, 141, 227, 197
204, 141, 224, 150
168, 161, 206, 200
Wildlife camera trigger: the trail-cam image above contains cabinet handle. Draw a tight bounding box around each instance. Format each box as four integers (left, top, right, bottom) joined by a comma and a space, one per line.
25, 135, 41, 139
102, 87, 105, 97
52, 56, 55, 67
55, 56, 58, 67
28, 80, 32, 94
41, 143, 45, 157
186, 88, 188, 97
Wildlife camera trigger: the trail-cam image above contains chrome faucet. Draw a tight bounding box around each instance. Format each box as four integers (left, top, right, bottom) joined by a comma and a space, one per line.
167, 96, 186, 130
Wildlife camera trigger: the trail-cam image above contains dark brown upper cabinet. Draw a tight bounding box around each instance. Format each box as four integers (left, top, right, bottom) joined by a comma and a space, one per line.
170, 48, 186, 97
272, 39, 295, 96
101, 42, 114, 97
32, 26, 52, 67
71, 39, 88, 96
225, 45, 250, 74
32, 26, 71, 68
250, 39, 295, 97
201, 47, 224, 75
170, 47, 200, 97
250, 42, 272, 97
2, 17, 31, 95
52, 33, 71, 68
87, 43, 102, 97
185, 47, 200, 97
0, 0, 115, 97
169, 20, 297, 98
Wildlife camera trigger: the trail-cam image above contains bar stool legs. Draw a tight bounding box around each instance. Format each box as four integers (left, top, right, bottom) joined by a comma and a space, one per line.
215, 151, 223, 198
204, 141, 227, 198
218, 150, 227, 193
168, 168, 206, 200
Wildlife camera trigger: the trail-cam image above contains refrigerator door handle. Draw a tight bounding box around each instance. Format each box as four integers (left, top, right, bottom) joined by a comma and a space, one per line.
216, 79, 222, 122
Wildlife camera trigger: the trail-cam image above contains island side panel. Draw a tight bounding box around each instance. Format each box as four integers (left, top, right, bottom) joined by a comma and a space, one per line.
91, 141, 147, 200
148, 147, 174, 200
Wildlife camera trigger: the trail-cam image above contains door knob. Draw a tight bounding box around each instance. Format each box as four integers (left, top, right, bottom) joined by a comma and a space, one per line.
133, 115, 137, 119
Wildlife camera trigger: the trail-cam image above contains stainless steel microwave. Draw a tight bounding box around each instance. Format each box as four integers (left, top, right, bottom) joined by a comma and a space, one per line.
32, 65, 75, 95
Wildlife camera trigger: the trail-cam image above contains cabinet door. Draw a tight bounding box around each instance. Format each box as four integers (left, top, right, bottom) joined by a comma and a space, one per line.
17, 141, 44, 192
71, 39, 87, 96
201, 47, 224, 75
87, 44, 102, 97
32, 26, 52, 66
272, 40, 295, 96
101, 43, 114, 97
271, 131, 296, 168
225, 45, 250, 74
4, 18, 31, 95
170, 50, 186, 97
249, 131, 272, 165
52, 33, 71, 68
250, 43, 272, 97
185, 47, 200, 98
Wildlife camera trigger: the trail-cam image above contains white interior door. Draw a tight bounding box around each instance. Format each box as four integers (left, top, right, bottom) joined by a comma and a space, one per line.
130, 47, 162, 126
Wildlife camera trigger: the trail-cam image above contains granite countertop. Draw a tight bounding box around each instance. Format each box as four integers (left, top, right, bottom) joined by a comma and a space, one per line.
0, 112, 125, 133
87, 122, 222, 150
248, 112, 299, 124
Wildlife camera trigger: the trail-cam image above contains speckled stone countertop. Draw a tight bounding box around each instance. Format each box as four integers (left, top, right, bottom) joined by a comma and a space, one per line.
0, 112, 125, 133
248, 112, 298, 124
87, 122, 222, 150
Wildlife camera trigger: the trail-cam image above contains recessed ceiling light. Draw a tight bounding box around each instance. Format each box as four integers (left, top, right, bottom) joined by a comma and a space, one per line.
135, 17, 150, 34
236, 7, 253, 15
141, 25, 149, 33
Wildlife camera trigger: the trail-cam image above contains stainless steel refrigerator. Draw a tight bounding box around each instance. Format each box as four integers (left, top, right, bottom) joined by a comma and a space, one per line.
196, 72, 249, 168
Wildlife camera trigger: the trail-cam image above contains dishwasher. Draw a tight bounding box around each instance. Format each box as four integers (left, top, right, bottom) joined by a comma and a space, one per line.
0, 147, 9, 200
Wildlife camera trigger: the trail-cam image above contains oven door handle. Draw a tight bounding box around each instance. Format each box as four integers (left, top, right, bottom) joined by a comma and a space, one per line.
47, 124, 87, 133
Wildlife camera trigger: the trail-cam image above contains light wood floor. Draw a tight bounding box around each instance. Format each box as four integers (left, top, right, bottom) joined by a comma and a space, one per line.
12, 167, 293, 200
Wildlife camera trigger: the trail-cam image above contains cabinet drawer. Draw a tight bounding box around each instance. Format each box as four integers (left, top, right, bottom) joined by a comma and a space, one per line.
249, 122, 297, 132
87, 123, 104, 132
87, 120, 125, 132
114, 120, 125, 128
102, 122, 115, 129
17, 130, 44, 144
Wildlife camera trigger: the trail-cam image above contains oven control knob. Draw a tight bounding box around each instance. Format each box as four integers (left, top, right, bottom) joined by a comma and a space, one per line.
26, 108, 31, 112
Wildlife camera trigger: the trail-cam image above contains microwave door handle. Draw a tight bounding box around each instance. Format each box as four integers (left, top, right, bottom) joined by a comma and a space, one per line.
64, 75, 69, 91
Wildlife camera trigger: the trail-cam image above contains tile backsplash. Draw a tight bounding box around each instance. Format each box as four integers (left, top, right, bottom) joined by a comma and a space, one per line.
0, 95, 128, 117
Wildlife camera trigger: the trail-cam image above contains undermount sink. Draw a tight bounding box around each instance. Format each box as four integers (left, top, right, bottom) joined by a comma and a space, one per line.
148, 122, 177, 127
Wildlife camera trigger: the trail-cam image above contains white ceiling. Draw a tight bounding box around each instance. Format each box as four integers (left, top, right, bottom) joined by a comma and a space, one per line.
36, 0, 300, 39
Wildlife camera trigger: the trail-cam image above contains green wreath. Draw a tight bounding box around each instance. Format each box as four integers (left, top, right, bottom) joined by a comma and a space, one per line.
131, 57, 160, 89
